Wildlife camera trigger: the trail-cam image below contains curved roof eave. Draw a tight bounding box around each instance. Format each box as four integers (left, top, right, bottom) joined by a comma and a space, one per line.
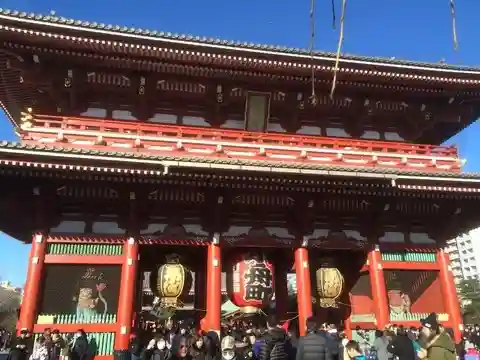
1, 9, 480, 76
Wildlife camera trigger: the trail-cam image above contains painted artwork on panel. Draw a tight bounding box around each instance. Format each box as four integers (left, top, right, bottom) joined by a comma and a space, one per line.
384, 270, 444, 320
39, 265, 121, 323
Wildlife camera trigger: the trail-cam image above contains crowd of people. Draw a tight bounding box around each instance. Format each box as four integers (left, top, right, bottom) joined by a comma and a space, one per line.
5, 328, 89, 360
360, 314, 480, 360
4, 312, 480, 360
1, 328, 13, 351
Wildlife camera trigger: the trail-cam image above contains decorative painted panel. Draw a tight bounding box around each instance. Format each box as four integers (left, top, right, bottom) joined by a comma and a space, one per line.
39, 265, 121, 324
384, 270, 445, 320
47, 244, 123, 256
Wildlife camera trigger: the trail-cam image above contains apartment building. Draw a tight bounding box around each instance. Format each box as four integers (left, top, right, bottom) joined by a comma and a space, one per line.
0, 280, 22, 293
445, 228, 480, 284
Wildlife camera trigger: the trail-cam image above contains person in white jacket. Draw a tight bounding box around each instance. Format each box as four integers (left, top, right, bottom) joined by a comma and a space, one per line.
29, 337, 48, 360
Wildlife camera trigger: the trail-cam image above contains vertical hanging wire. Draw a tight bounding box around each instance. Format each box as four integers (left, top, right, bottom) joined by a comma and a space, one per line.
330, 0, 347, 100
331, 0, 337, 29
308, 0, 317, 106
450, 0, 458, 50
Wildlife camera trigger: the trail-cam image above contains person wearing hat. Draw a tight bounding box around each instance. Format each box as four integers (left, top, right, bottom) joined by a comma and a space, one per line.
419, 313, 456, 360
221, 336, 236, 360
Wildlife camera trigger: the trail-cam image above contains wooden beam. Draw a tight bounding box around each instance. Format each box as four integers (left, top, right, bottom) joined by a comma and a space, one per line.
13, 48, 458, 103
44, 255, 124, 264
381, 261, 439, 271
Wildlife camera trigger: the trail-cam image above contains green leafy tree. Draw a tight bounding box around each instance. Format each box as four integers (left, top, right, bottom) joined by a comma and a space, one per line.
0, 286, 21, 332
458, 278, 480, 324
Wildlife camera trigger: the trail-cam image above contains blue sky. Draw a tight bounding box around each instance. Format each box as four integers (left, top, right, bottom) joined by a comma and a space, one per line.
1, 0, 480, 286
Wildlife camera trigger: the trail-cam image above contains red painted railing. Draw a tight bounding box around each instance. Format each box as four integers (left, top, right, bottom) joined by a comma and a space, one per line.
31, 114, 459, 157
20, 114, 462, 173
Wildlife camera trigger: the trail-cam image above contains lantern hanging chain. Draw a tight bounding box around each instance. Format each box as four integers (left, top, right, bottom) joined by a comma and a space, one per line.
330, 0, 347, 100
308, 0, 317, 105
450, 0, 458, 50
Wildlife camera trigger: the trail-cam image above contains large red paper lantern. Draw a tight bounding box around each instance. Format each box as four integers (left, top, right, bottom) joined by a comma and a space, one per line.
227, 253, 275, 313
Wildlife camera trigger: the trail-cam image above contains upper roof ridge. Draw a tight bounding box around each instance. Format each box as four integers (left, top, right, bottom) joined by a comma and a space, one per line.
1, 7, 480, 73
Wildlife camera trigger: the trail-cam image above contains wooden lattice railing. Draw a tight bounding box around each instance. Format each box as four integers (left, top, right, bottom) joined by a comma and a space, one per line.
20, 114, 462, 172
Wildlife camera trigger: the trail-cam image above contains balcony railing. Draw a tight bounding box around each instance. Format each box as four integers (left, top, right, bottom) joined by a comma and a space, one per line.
20, 114, 463, 172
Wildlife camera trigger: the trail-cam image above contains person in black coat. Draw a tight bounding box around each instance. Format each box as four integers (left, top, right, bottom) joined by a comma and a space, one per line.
70, 330, 89, 360
258, 315, 289, 360
7, 329, 31, 360
50, 330, 66, 360
204, 331, 221, 360
141, 337, 170, 360
129, 332, 143, 360
387, 326, 416, 360
295, 317, 332, 360
7, 341, 28, 360
189, 334, 207, 360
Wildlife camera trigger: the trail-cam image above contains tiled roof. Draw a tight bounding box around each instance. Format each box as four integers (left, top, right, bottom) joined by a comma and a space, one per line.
0, 8, 479, 73
1, 141, 480, 181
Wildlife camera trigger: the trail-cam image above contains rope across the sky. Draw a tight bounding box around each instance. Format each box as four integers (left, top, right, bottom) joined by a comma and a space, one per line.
312, 0, 460, 100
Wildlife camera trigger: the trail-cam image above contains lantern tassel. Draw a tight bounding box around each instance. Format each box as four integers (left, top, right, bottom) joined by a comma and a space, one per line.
330, 0, 347, 100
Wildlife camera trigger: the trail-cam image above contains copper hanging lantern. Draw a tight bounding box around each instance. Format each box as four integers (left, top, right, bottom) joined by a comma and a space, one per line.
315, 267, 344, 308
153, 254, 191, 308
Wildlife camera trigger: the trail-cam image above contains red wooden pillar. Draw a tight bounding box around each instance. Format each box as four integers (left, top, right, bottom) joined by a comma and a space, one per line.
368, 246, 389, 329
114, 237, 139, 351
205, 241, 222, 334
18, 233, 46, 333
295, 247, 312, 336
437, 249, 462, 343
274, 257, 289, 322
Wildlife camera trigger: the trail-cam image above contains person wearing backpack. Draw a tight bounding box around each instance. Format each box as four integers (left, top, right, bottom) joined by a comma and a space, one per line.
258, 315, 289, 360
419, 313, 456, 360
294, 317, 331, 360
387, 326, 415, 360
372, 330, 392, 360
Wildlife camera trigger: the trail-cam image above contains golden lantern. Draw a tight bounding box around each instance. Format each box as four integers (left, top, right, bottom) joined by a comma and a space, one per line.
154, 254, 191, 308
315, 267, 344, 308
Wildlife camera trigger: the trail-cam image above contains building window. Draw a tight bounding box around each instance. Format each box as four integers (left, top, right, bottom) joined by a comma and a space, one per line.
245, 92, 271, 132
